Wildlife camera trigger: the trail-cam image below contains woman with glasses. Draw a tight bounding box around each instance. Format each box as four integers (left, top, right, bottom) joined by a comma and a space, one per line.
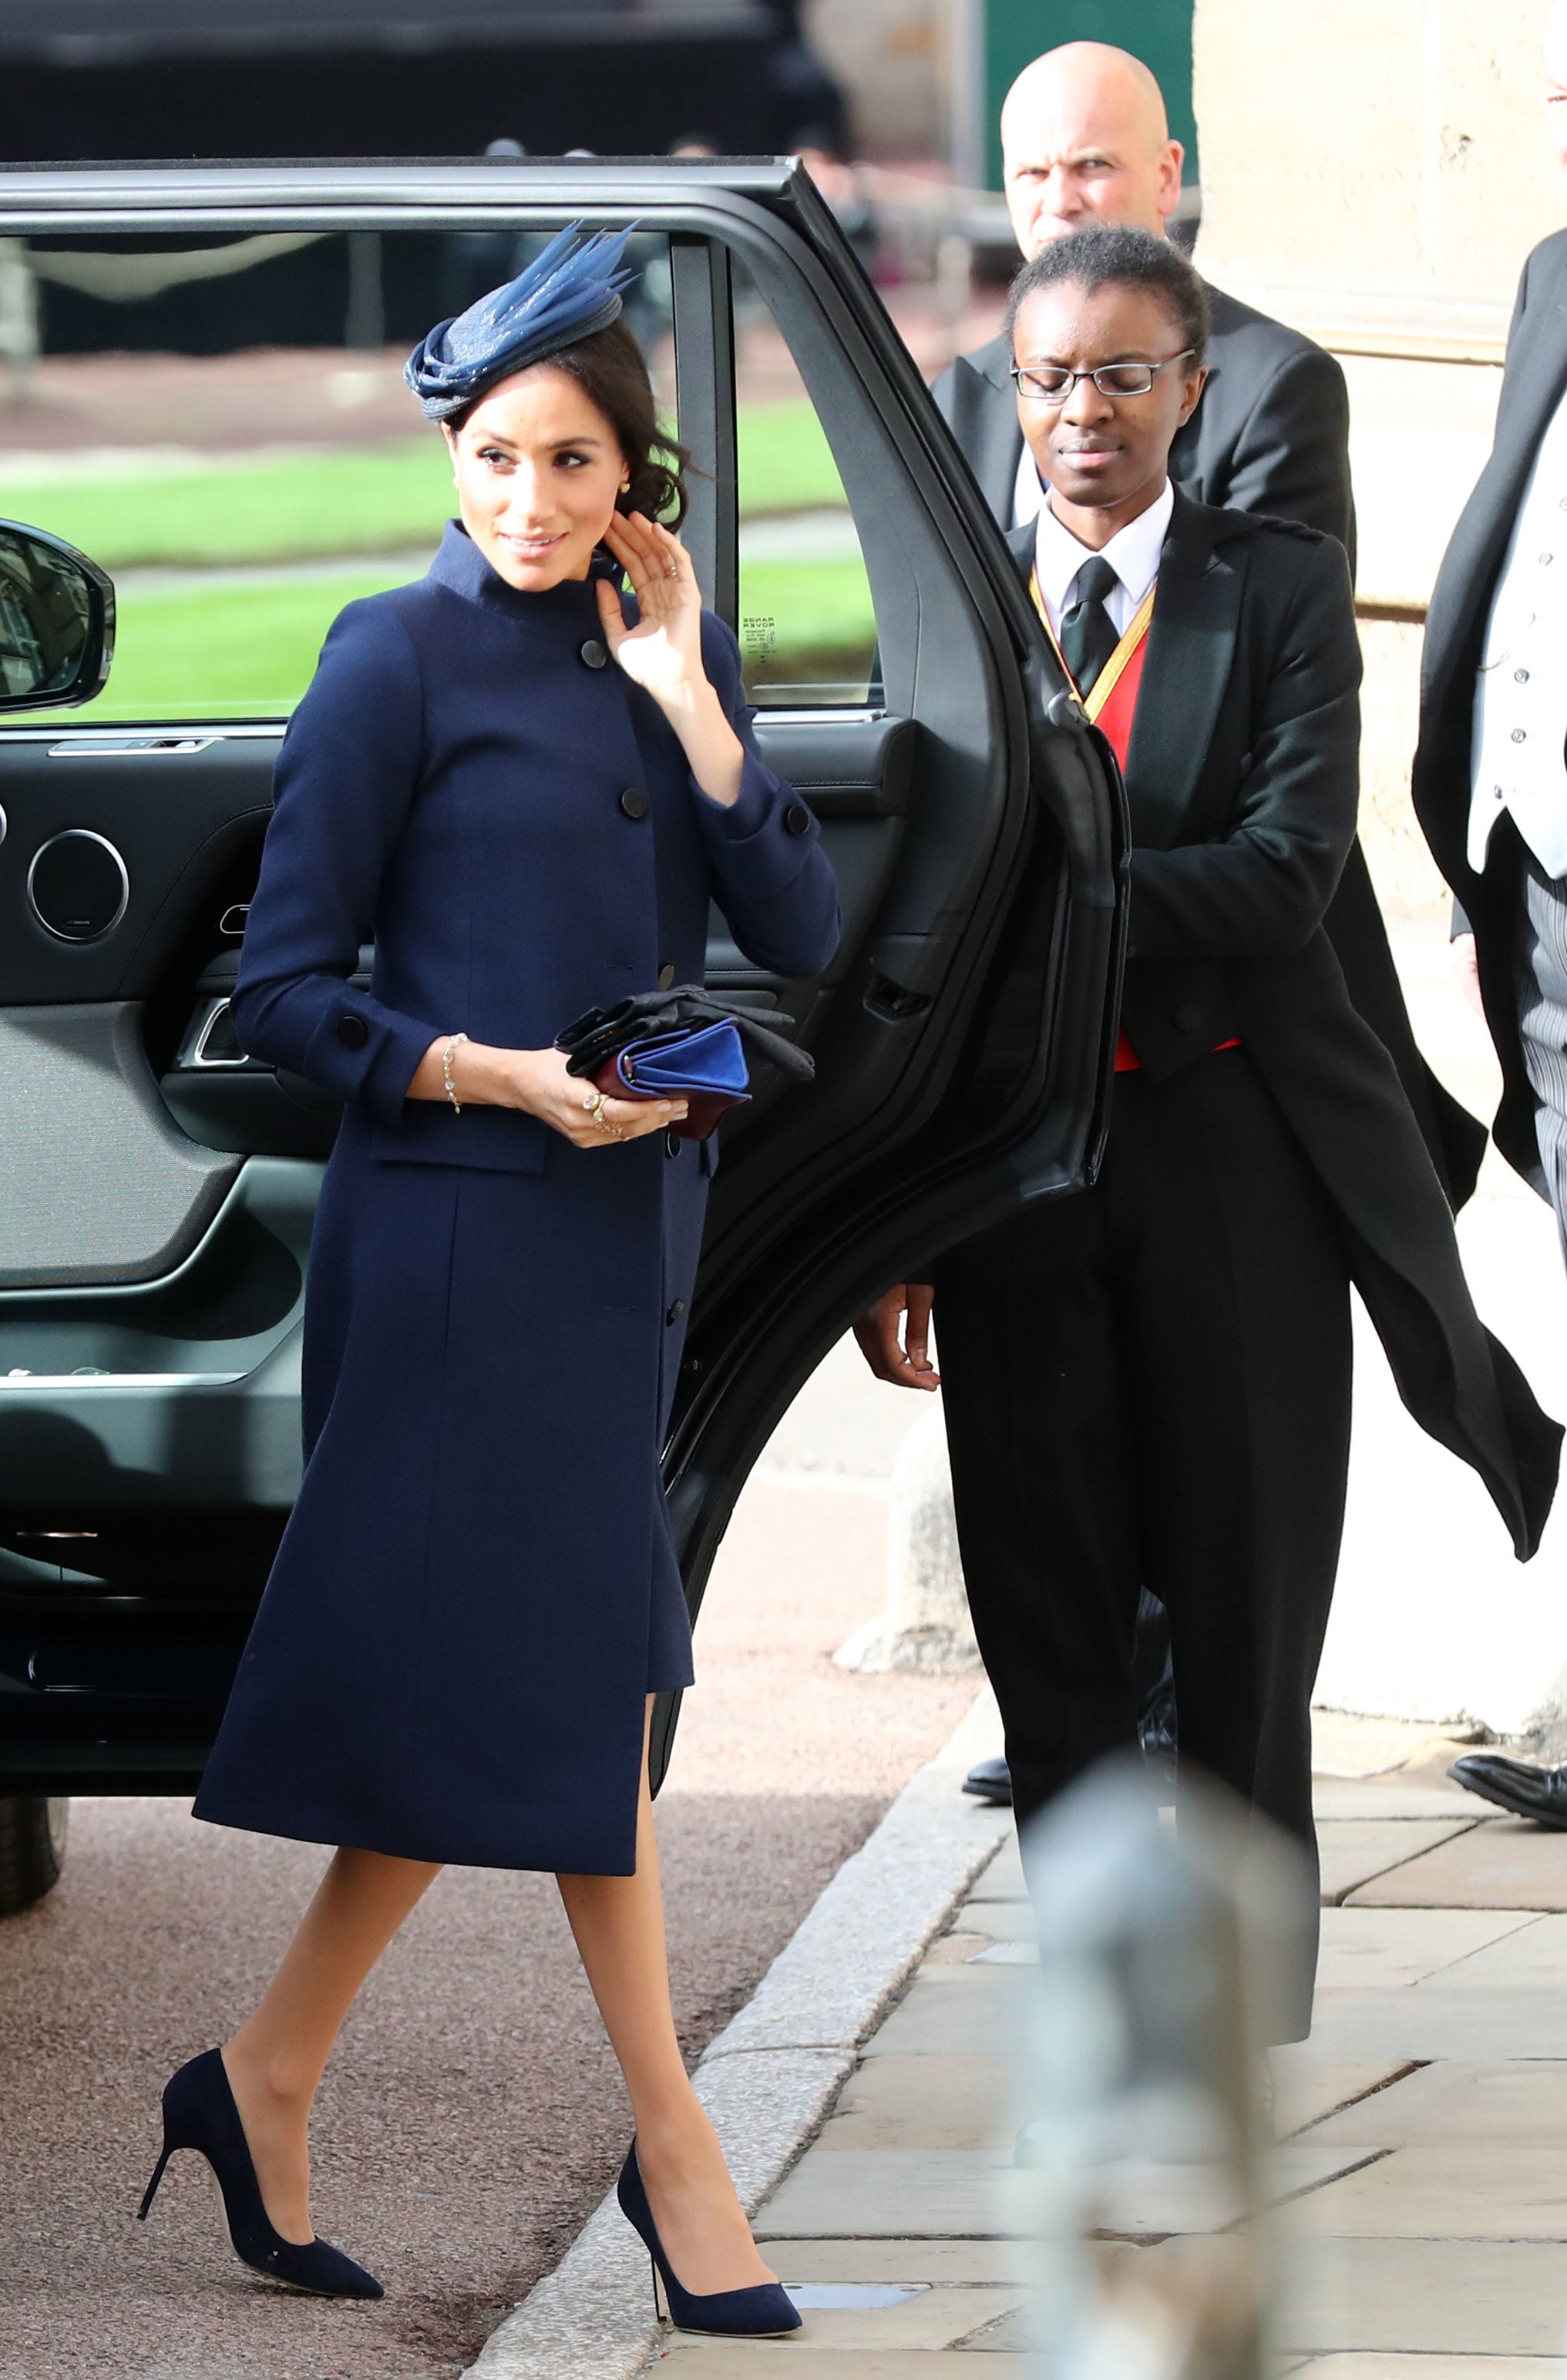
859, 224, 1559, 2043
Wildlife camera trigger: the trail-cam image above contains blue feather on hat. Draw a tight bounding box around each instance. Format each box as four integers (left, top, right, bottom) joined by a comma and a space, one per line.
405, 224, 637, 422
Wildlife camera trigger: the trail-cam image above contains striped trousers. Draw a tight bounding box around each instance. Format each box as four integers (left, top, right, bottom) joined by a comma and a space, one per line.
1515, 841, 1567, 1262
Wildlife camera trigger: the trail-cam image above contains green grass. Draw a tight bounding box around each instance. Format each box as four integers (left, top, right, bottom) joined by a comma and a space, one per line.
34, 553, 877, 721
0, 400, 848, 574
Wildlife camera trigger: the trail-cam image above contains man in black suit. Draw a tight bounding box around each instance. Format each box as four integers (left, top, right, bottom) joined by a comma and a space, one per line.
1413, 7, 1567, 1831
938, 41, 1482, 1812
857, 229, 1559, 2035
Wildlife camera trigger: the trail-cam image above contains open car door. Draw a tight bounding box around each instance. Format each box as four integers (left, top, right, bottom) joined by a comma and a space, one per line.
0, 160, 1126, 1854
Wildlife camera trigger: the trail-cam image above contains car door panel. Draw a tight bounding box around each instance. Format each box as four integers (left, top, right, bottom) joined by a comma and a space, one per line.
0, 163, 1125, 1802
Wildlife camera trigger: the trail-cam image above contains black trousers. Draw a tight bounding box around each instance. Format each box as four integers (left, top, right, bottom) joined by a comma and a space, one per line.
935, 1052, 1352, 2036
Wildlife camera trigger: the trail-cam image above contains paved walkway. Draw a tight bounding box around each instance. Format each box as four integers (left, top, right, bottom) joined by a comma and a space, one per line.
638, 1721, 1567, 2374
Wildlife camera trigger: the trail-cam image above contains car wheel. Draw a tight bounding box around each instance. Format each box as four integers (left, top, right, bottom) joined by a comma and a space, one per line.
0, 1795, 69, 1914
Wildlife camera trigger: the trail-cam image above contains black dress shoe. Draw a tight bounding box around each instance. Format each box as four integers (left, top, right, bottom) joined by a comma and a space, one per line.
1448, 1753, 1567, 1827
963, 1754, 1012, 1806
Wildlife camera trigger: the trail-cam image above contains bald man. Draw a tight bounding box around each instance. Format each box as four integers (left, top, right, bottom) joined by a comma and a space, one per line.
936, 42, 1355, 552
936, 42, 1485, 1815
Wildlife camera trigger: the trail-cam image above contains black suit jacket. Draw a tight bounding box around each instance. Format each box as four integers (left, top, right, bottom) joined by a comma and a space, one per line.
940, 287, 1488, 1207
1413, 228, 1567, 1192
1008, 495, 1558, 1558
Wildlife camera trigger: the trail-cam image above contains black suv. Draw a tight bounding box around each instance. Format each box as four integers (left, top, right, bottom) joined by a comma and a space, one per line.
0, 156, 1125, 1912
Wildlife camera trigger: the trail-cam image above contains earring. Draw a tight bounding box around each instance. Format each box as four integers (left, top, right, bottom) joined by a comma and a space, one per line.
620, 477, 630, 494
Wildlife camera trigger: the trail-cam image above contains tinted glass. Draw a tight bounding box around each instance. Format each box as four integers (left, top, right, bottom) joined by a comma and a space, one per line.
731, 254, 878, 709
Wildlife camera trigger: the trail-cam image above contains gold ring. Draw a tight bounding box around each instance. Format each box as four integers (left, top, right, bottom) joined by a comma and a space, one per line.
587, 1091, 609, 1128
581, 1091, 598, 1114
665, 564, 680, 578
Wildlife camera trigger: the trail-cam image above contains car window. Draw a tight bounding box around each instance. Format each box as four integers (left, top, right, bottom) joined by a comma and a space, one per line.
1, 226, 676, 724
730, 254, 879, 710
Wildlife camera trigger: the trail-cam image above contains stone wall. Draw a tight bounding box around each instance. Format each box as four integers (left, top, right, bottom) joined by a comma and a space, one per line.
806, 0, 952, 163
1192, 0, 1562, 356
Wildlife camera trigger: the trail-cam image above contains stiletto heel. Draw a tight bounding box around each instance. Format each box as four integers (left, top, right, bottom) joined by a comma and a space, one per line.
136, 2048, 383, 2300
137, 2143, 173, 2222
617, 2140, 799, 2338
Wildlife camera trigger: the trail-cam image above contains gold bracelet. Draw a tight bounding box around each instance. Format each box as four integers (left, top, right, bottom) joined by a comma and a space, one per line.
442, 1032, 469, 1112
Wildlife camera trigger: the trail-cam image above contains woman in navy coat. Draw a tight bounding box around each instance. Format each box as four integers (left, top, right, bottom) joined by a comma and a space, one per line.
140, 232, 838, 2330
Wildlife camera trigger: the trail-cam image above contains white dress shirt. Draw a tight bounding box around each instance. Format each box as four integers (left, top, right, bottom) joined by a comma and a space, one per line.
1032, 479, 1173, 640
1013, 439, 1045, 530
1469, 383, 1567, 880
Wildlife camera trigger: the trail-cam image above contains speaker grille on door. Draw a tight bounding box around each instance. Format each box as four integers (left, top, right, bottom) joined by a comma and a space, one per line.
27, 830, 129, 942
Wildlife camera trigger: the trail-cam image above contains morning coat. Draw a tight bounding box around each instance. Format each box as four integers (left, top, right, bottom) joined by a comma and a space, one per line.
1008, 495, 1559, 1559
1414, 227, 1567, 1195
192, 521, 840, 1873
940, 296, 1487, 1208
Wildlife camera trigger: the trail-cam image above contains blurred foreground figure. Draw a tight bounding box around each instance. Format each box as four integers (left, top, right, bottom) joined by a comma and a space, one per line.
933, 41, 1482, 1817
1415, 0, 1567, 1834
858, 230, 1559, 2041
1015, 1760, 1306, 2379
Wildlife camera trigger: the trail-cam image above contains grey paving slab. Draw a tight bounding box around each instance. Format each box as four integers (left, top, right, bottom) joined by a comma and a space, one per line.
1308, 2060, 1567, 2146
660, 2285, 1029, 2353
1264, 2236, 1567, 2355
953, 1900, 1037, 1943
1407, 1910, 1567, 1986
967, 1840, 1027, 1901
653, 2352, 1022, 2373
1311, 1780, 1481, 1820
860, 1970, 1033, 2059
1318, 1820, 1479, 1904
1345, 1819, 1567, 1909
815, 2054, 1014, 2152
768, 2242, 1026, 2284
1269, 2055, 1417, 2137
1296, 2145, 1567, 2240
1305, 1985, 1567, 2061
1315, 1907, 1535, 1989
758, 2146, 1377, 2243
1295, 2361, 1567, 2376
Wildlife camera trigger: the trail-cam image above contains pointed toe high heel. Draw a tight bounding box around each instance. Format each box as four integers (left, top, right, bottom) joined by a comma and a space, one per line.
617, 2141, 800, 2338
138, 2048, 383, 2300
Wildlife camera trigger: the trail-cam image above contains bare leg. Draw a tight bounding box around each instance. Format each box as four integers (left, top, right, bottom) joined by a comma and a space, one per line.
223, 1848, 440, 2242
557, 1699, 775, 2297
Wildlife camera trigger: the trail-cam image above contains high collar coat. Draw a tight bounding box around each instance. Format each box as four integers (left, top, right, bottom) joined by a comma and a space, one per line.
942, 297, 1487, 1208
192, 523, 839, 1874
1009, 493, 1559, 1561
1414, 227, 1567, 1193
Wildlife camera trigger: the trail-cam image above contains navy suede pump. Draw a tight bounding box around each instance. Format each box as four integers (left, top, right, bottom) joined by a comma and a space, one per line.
616, 2141, 800, 2338
138, 2048, 383, 2299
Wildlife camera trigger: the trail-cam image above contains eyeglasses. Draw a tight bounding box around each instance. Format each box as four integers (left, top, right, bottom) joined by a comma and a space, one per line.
1010, 351, 1196, 402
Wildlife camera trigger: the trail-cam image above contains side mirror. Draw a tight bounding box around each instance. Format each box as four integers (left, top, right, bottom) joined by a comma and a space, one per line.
0, 520, 113, 711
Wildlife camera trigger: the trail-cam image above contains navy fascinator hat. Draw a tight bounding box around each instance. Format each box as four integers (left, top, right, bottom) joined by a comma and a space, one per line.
405, 223, 637, 422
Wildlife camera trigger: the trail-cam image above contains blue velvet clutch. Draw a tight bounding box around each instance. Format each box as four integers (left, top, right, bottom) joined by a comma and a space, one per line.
604, 1020, 751, 1140
557, 984, 815, 1143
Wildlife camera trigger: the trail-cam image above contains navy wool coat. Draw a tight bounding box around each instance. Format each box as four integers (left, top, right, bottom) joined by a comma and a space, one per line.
193, 522, 840, 1873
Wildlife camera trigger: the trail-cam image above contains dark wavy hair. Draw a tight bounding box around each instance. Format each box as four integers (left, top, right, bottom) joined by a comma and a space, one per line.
1005, 224, 1210, 362
447, 318, 689, 527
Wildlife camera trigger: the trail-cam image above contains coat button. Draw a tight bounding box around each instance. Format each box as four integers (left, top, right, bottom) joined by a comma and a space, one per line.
620, 786, 650, 820
657, 963, 675, 990
666, 1299, 686, 1324
784, 801, 812, 836
580, 638, 608, 668
336, 1014, 368, 1050
1172, 1003, 1202, 1033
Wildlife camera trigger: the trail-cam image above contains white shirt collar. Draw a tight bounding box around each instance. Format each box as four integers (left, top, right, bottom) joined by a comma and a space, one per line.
1032, 479, 1174, 637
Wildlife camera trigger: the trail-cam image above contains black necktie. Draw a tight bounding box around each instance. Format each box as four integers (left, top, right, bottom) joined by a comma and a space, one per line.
1058, 556, 1121, 697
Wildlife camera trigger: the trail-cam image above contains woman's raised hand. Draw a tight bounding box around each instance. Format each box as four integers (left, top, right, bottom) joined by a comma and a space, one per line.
597, 513, 707, 708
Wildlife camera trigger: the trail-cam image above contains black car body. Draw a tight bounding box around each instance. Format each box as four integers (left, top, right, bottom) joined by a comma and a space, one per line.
0, 156, 1126, 1904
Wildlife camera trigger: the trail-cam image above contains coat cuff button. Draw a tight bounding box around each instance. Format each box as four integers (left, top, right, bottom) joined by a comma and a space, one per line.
336, 1014, 369, 1050
783, 801, 812, 836
580, 639, 608, 670
619, 786, 650, 820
